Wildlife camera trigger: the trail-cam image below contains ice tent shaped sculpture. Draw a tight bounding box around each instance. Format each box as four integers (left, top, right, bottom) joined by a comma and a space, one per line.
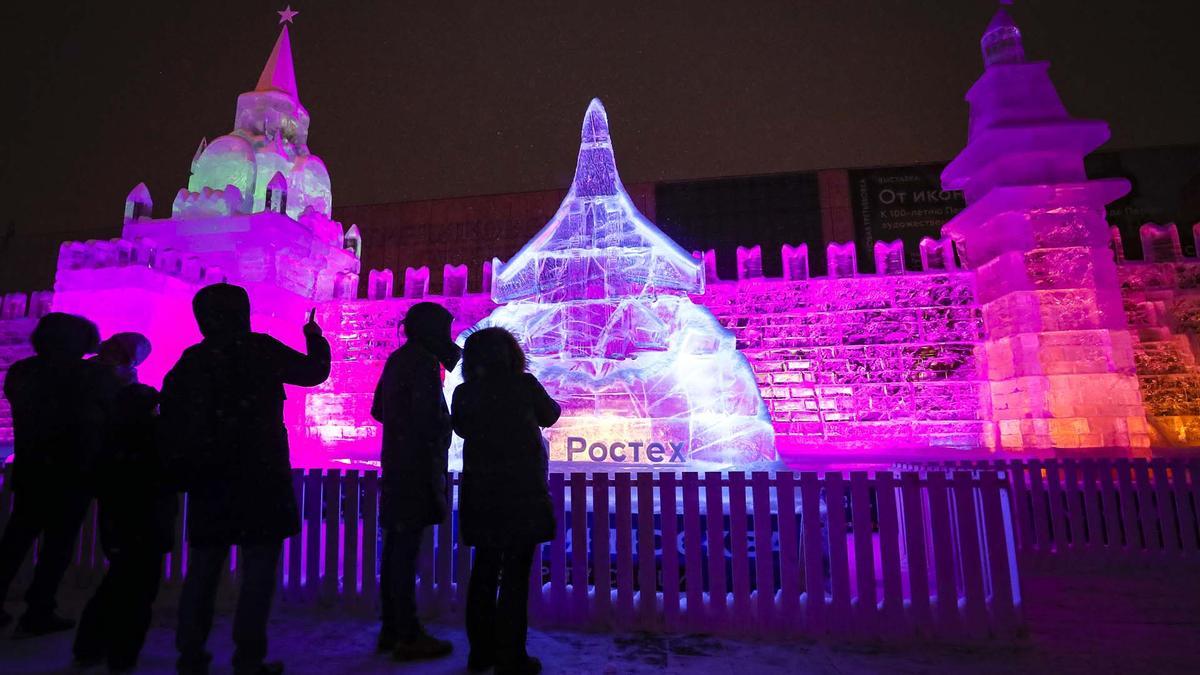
492, 100, 703, 303
450, 99, 775, 469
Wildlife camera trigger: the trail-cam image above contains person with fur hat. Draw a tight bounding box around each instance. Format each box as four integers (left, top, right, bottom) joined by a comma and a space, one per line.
92, 332, 152, 387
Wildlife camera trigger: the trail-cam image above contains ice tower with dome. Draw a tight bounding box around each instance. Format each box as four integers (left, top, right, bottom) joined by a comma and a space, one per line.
188, 25, 332, 220
50, 21, 361, 394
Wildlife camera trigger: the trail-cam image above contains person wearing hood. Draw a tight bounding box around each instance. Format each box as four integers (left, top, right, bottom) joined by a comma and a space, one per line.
0, 312, 119, 634
160, 284, 330, 675
371, 301, 460, 661
91, 332, 153, 386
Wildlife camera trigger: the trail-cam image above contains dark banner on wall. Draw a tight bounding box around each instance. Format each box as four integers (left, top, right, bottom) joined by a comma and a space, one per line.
1086, 145, 1200, 258
655, 172, 824, 278
848, 163, 965, 272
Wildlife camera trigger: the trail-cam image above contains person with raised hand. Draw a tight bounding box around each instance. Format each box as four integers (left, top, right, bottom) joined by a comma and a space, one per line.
161, 285, 329, 675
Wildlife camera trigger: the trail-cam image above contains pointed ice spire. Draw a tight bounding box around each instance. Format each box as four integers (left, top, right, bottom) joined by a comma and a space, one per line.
124, 182, 153, 221
126, 182, 152, 203
191, 137, 207, 172
492, 98, 703, 302
255, 25, 299, 99
343, 224, 363, 259
266, 171, 288, 213
981, 1, 1025, 67
267, 171, 288, 192
571, 98, 621, 199
581, 97, 611, 145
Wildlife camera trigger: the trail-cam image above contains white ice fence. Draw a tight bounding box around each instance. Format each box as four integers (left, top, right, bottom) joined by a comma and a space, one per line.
0, 467, 1023, 642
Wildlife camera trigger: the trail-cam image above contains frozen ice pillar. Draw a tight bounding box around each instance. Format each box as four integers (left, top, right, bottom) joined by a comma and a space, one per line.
455, 99, 775, 469
941, 3, 1148, 452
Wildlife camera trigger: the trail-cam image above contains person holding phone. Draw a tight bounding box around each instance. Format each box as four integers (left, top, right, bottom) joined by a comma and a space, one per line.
161, 284, 330, 675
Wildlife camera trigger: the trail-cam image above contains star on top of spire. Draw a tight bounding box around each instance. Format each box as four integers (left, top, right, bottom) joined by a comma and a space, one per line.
278, 5, 299, 24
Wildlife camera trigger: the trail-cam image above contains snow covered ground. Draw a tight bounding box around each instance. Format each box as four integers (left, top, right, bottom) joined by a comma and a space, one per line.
2, 563, 1198, 673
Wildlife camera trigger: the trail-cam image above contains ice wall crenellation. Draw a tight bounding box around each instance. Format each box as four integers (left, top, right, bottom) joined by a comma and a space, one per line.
9, 226, 1198, 313
172, 186, 244, 219
1119, 223, 1200, 445
54, 238, 223, 286
6, 246, 1196, 456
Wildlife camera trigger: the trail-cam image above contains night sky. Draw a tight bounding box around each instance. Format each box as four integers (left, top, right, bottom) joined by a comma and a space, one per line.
1, 0, 1198, 289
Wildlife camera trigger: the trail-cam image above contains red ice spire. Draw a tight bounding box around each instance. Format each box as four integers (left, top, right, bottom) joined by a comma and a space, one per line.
255, 25, 299, 100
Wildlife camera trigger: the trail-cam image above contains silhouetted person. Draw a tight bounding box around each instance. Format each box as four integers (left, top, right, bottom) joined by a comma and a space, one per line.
92, 332, 152, 386
0, 312, 117, 635
452, 327, 560, 675
371, 302, 460, 661
74, 383, 176, 673
160, 284, 329, 675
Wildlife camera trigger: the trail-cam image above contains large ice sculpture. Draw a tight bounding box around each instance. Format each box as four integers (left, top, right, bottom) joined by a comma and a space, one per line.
940, 4, 1148, 451
188, 26, 332, 219
50, 23, 360, 468
448, 100, 775, 469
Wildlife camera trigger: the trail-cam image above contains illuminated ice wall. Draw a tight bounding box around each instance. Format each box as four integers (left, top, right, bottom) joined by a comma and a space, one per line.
446, 100, 776, 469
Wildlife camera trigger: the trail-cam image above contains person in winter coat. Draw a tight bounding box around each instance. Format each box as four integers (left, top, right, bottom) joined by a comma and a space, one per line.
91, 332, 153, 387
73, 382, 177, 673
0, 312, 118, 635
451, 327, 560, 675
160, 284, 329, 675
371, 301, 461, 661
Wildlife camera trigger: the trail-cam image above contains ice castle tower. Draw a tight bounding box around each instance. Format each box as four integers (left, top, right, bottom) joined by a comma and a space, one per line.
51, 23, 360, 391
940, 4, 1149, 451
450, 99, 775, 469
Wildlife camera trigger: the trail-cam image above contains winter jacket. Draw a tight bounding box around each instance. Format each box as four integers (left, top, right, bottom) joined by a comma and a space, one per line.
160, 284, 330, 547
372, 342, 453, 529
160, 331, 329, 546
96, 384, 177, 555
2, 313, 118, 495
452, 373, 561, 548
